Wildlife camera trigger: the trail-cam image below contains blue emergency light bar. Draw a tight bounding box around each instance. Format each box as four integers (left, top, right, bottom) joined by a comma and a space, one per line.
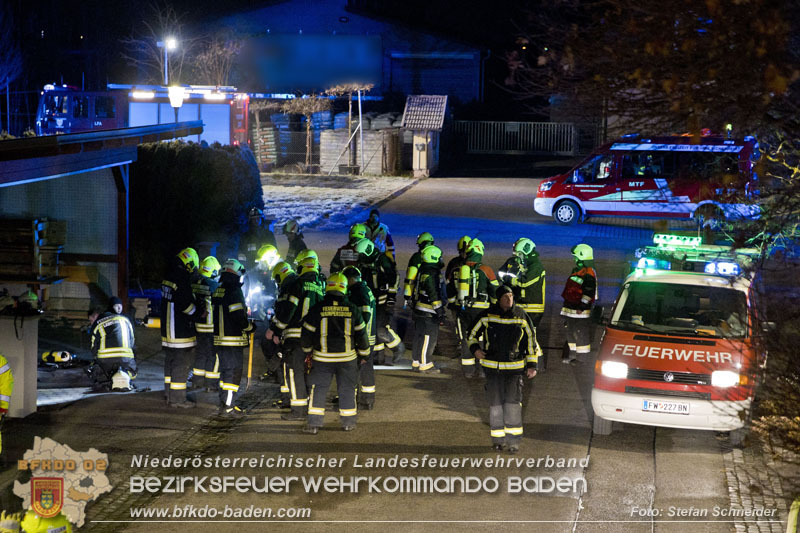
611, 143, 743, 153
704, 262, 740, 276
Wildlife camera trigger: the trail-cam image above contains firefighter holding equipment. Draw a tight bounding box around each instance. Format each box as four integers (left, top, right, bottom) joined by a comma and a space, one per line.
330, 223, 368, 273
0, 353, 13, 454
343, 266, 378, 409
364, 209, 395, 261
469, 285, 540, 453
267, 256, 325, 419
212, 259, 255, 417
161, 247, 203, 408
88, 299, 137, 391
301, 273, 371, 434
356, 238, 404, 365
192, 256, 221, 391
403, 232, 435, 306
261, 261, 297, 383
456, 238, 500, 378
411, 245, 445, 373
561, 243, 597, 364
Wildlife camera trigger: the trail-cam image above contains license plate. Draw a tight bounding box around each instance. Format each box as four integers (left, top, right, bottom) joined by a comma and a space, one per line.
642, 399, 690, 414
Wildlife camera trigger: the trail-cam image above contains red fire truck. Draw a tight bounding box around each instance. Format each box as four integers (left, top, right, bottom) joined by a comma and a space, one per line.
36, 84, 249, 146
534, 134, 761, 225
591, 233, 767, 445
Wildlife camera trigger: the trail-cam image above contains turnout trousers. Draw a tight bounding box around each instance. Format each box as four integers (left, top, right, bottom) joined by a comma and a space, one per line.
375, 306, 404, 364
217, 345, 244, 408
485, 371, 524, 446
358, 347, 375, 407
307, 359, 358, 429
164, 346, 193, 403
564, 316, 591, 360
458, 307, 483, 376
283, 338, 309, 417
412, 315, 438, 371
193, 332, 219, 389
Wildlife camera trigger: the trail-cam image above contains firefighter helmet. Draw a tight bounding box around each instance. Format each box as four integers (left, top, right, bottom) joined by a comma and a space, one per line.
416, 232, 434, 247
295, 249, 318, 264
354, 238, 375, 258
467, 238, 485, 256
342, 265, 361, 281
257, 244, 280, 267
349, 223, 367, 241
457, 235, 472, 252
283, 219, 300, 235
19, 509, 73, 533
41, 351, 72, 364
571, 243, 593, 261
421, 245, 442, 264
177, 247, 199, 272
326, 272, 348, 294
299, 256, 320, 275
200, 256, 221, 279
513, 238, 536, 257
272, 261, 294, 285
222, 258, 246, 277
248, 207, 264, 220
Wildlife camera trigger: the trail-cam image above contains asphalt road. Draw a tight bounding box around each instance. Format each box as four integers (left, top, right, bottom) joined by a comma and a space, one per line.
114, 177, 745, 532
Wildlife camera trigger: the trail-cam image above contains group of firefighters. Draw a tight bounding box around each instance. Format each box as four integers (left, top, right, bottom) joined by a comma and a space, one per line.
70, 206, 598, 451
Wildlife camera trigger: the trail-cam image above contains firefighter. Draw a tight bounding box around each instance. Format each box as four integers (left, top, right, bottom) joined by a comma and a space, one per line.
239, 207, 277, 268
0, 352, 13, 454
364, 208, 395, 261
301, 272, 371, 434
212, 259, 255, 417
89, 299, 137, 391
191, 256, 221, 391
267, 255, 325, 417
456, 238, 500, 378
468, 285, 539, 453
356, 238, 404, 365
283, 219, 307, 265
343, 266, 378, 409
403, 232, 435, 306
561, 243, 597, 364
411, 245, 445, 373
445, 236, 472, 355
295, 249, 326, 287
330, 223, 368, 273
499, 238, 547, 369
161, 247, 203, 408
260, 261, 297, 383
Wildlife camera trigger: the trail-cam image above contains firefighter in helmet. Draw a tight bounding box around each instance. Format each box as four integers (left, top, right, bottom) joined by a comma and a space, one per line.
403, 232, 435, 306
191, 256, 221, 391
282, 219, 307, 266
330, 223, 368, 273
561, 244, 597, 364
410, 245, 445, 373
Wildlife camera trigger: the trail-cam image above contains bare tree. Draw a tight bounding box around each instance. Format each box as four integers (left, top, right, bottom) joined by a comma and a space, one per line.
0, 6, 22, 132
194, 32, 243, 87
120, 2, 200, 85
249, 100, 282, 130
281, 96, 332, 170
325, 83, 374, 166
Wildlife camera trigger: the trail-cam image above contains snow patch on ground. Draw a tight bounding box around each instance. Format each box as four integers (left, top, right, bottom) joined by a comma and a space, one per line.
261, 174, 417, 231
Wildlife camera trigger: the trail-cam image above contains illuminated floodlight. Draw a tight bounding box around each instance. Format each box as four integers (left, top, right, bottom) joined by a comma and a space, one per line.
132, 91, 155, 100
637, 258, 656, 269
704, 262, 740, 276
204, 92, 226, 101
165, 37, 177, 50
653, 233, 702, 247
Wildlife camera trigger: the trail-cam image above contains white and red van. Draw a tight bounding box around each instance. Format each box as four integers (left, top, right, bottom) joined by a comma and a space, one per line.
591, 234, 766, 444
534, 134, 761, 225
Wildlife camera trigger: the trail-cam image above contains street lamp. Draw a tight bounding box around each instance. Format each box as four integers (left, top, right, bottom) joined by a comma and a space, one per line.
156, 37, 177, 85
168, 85, 185, 123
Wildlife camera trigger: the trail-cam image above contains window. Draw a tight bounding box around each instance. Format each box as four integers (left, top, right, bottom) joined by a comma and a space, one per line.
571, 154, 614, 183
94, 96, 116, 119
44, 94, 69, 115
675, 152, 739, 180
74, 96, 89, 118
621, 152, 675, 180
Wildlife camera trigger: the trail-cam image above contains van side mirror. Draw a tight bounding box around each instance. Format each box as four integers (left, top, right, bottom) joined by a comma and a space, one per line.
591, 305, 605, 324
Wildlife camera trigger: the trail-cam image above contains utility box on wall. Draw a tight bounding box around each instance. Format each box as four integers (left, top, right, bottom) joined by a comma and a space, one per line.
401, 95, 447, 178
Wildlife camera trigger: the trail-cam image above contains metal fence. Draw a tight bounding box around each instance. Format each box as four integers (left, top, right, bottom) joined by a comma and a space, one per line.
452, 121, 578, 156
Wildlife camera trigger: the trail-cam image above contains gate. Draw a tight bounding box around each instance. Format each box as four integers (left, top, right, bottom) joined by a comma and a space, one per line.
452, 121, 577, 156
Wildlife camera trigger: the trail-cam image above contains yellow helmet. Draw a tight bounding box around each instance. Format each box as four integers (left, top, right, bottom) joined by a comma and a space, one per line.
457, 235, 472, 252
416, 232, 434, 247
222, 258, 246, 277
283, 219, 300, 235
200, 256, 221, 279
421, 245, 442, 264
20, 509, 73, 533
256, 244, 280, 268
272, 261, 294, 285
349, 223, 367, 241
467, 238, 485, 256
299, 256, 320, 275
177, 247, 199, 272
295, 249, 317, 264
354, 238, 375, 258
571, 243, 593, 261
326, 272, 348, 294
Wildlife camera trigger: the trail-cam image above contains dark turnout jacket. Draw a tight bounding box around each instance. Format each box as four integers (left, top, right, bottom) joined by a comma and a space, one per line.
161, 261, 201, 348
468, 303, 540, 372
301, 294, 370, 363
212, 273, 255, 347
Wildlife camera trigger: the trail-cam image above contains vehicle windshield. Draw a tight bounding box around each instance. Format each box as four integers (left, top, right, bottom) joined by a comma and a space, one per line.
610, 281, 748, 339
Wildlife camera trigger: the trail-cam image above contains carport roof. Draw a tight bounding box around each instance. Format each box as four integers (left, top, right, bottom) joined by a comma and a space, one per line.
0, 121, 203, 187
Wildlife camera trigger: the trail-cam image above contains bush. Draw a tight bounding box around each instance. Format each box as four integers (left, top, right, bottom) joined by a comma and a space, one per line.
130, 141, 263, 285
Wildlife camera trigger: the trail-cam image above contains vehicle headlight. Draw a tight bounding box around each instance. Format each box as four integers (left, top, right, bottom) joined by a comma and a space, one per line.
601, 361, 628, 379
711, 370, 740, 388
539, 180, 554, 192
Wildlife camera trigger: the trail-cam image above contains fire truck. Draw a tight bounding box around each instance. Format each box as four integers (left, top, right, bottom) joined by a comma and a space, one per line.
35, 84, 249, 146
534, 134, 761, 225
591, 233, 768, 445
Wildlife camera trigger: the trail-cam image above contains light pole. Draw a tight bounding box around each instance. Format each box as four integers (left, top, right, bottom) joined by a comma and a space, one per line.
168, 85, 185, 123
156, 38, 177, 85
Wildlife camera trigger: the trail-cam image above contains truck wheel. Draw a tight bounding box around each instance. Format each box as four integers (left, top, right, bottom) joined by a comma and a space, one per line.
592, 414, 612, 435
554, 200, 580, 225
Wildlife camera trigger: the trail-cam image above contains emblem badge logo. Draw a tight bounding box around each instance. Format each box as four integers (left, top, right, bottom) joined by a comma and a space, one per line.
31, 477, 64, 518
663, 372, 674, 382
